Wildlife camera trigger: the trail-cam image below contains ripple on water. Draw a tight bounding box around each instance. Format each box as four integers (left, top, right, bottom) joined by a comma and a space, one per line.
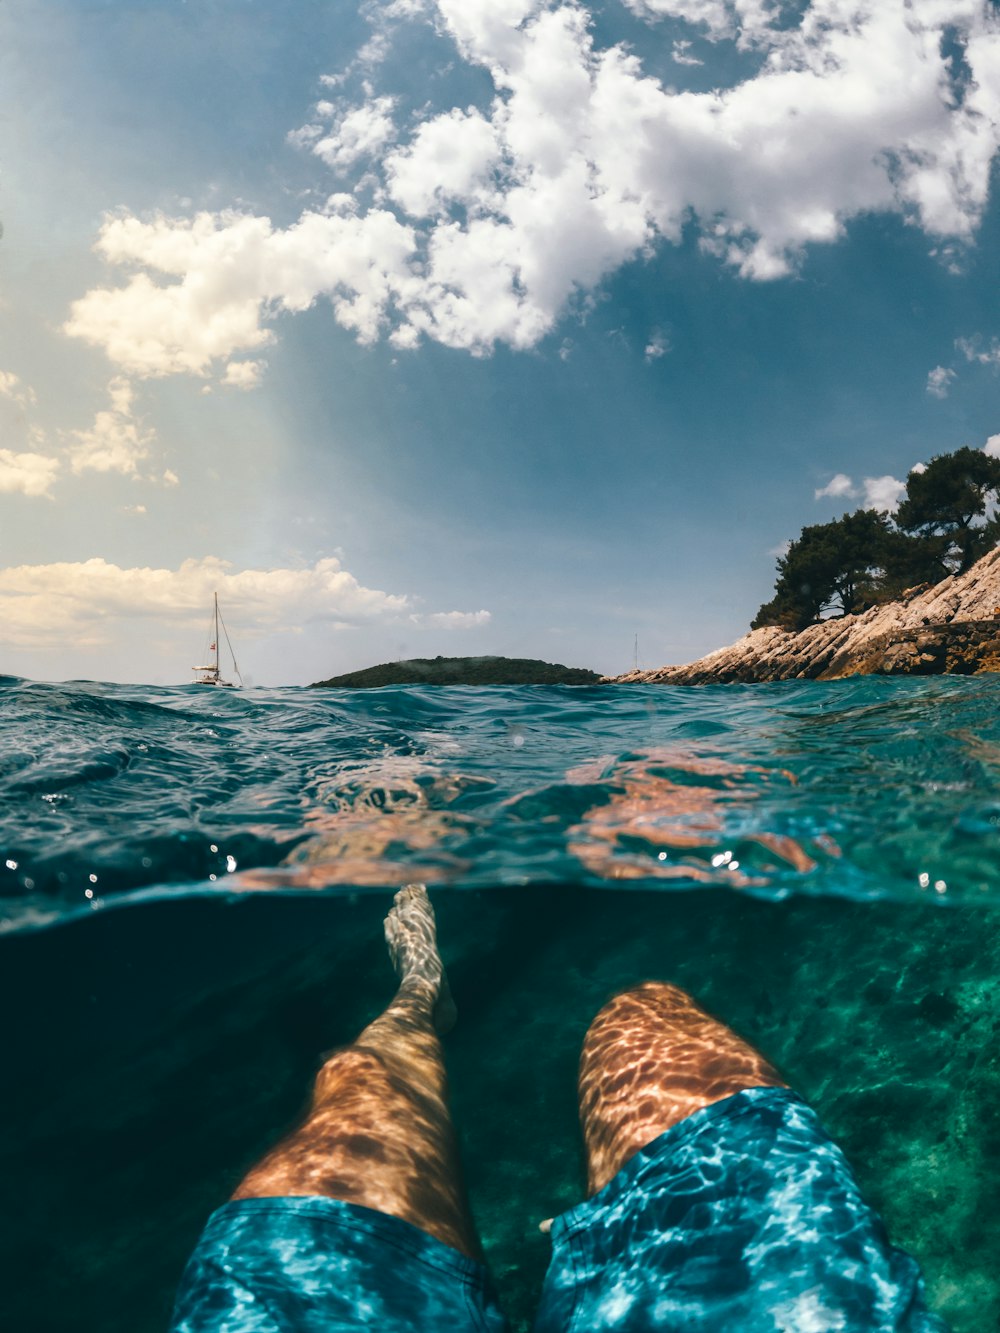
2, 676, 1000, 927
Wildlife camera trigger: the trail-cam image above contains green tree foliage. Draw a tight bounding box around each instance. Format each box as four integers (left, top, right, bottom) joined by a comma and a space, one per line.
752, 510, 891, 630
896, 446, 1000, 574
877, 529, 951, 598
753, 445, 1000, 630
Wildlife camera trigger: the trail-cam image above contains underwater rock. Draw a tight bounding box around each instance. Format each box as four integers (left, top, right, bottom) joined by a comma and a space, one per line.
611, 547, 1000, 684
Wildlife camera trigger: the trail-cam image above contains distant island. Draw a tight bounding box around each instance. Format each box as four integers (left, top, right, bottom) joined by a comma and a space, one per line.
311, 655, 601, 688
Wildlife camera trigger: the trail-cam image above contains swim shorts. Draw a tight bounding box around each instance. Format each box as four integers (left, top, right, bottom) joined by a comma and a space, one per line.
169, 1195, 507, 1333
171, 1087, 947, 1332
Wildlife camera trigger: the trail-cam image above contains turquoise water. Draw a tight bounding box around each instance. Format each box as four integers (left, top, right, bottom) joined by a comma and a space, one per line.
5, 673, 1000, 923
2, 675, 1000, 1330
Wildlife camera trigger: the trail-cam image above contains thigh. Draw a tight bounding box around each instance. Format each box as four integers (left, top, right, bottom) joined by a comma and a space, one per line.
578, 982, 785, 1195
171, 1196, 508, 1333
534, 1088, 946, 1333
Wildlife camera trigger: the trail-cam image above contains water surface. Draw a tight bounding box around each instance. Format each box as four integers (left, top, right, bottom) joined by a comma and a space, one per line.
2, 676, 998, 1331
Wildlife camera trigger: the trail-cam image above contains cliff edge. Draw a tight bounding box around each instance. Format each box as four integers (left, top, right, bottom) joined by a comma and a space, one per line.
609, 547, 1000, 684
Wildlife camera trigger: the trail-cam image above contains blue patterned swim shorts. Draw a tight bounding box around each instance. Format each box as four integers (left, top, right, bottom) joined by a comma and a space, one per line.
171, 1087, 947, 1332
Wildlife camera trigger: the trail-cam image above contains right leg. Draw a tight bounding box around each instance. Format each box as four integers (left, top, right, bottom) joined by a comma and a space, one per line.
534, 982, 944, 1332
578, 981, 784, 1193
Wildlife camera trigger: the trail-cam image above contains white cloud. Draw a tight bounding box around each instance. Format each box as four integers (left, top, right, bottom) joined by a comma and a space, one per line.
0, 450, 60, 498
385, 108, 501, 217
983, 434, 1000, 458
306, 95, 397, 173
957, 335, 1000, 366
644, 331, 670, 361
0, 372, 61, 496
423, 609, 492, 627
862, 474, 906, 512
64, 0, 1000, 365
222, 359, 267, 390
814, 470, 907, 511
671, 39, 704, 66
926, 365, 956, 397
66, 377, 154, 475
64, 209, 417, 376
814, 472, 856, 500
0, 555, 489, 648
0, 371, 38, 411
620, 0, 744, 40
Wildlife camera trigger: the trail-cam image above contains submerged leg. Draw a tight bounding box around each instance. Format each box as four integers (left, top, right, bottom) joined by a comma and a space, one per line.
232, 883, 478, 1258
578, 981, 785, 1194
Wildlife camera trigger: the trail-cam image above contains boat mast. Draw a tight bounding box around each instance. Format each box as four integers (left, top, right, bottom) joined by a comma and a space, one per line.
214, 592, 220, 681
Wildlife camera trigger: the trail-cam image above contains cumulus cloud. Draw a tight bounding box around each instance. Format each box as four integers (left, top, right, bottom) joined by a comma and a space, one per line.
64, 209, 417, 375
814, 471, 907, 511
0, 450, 60, 498
295, 94, 397, 173
671, 39, 703, 66
862, 474, 907, 512
0, 371, 61, 496
926, 365, 956, 397
0, 555, 490, 648
644, 331, 670, 361
63, 0, 1000, 367
423, 609, 492, 627
814, 472, 855, 500
222, 359, 267, 390
0, 371, 38, 411
984, 433, 1000, 458
65, 377, 154, 475
957, 334, 1000, 366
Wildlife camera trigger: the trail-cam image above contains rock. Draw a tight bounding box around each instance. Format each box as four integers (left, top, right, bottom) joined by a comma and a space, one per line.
608, 547, 1000, 685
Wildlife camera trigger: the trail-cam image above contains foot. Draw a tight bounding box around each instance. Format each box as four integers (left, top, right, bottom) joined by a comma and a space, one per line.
384, 883, 457, 1034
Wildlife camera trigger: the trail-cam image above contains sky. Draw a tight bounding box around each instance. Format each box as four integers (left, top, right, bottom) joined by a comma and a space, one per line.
2, 0, 1000, 686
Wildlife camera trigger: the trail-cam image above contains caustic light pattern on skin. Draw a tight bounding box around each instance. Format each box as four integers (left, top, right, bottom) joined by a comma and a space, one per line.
63, 0, 1000, 379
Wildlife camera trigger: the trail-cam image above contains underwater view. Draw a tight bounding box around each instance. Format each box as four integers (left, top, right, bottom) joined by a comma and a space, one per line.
3, 673, 999, 1332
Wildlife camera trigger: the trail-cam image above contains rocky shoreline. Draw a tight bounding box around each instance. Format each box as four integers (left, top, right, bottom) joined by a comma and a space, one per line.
609, 547, 1000, 684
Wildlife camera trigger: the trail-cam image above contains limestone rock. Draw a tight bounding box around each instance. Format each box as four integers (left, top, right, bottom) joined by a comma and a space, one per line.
609, 547, 1000, 685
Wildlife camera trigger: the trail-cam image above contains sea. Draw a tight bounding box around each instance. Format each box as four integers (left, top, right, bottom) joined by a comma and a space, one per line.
2, 672, 999, 1332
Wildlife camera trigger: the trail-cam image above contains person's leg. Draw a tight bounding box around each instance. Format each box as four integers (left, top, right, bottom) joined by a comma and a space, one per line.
232, 882, 478, 1259
578, 980, 785, 1193
533, 982, 945, 1332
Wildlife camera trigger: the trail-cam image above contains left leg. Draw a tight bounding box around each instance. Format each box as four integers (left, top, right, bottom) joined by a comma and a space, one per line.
170, 885, 508, 1333
232, 883, 477, 1258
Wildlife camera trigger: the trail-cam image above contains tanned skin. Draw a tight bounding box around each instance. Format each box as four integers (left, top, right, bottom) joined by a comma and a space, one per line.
578, 981, 786, 1196
233, 885, 783, 1255
232, 884, 480, 1260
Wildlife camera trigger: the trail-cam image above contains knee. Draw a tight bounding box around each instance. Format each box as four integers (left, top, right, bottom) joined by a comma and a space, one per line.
314, 1047, 390, 1102
584, 982, 696, 1043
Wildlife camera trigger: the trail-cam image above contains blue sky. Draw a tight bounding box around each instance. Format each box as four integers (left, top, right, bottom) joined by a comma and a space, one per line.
2, 0, 1000, 685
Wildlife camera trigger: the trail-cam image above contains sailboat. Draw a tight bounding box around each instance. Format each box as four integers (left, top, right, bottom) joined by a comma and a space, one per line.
192, 592, 243, 688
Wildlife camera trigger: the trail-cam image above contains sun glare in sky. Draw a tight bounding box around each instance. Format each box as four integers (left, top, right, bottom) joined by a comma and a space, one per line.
2, 0, 1000, 683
